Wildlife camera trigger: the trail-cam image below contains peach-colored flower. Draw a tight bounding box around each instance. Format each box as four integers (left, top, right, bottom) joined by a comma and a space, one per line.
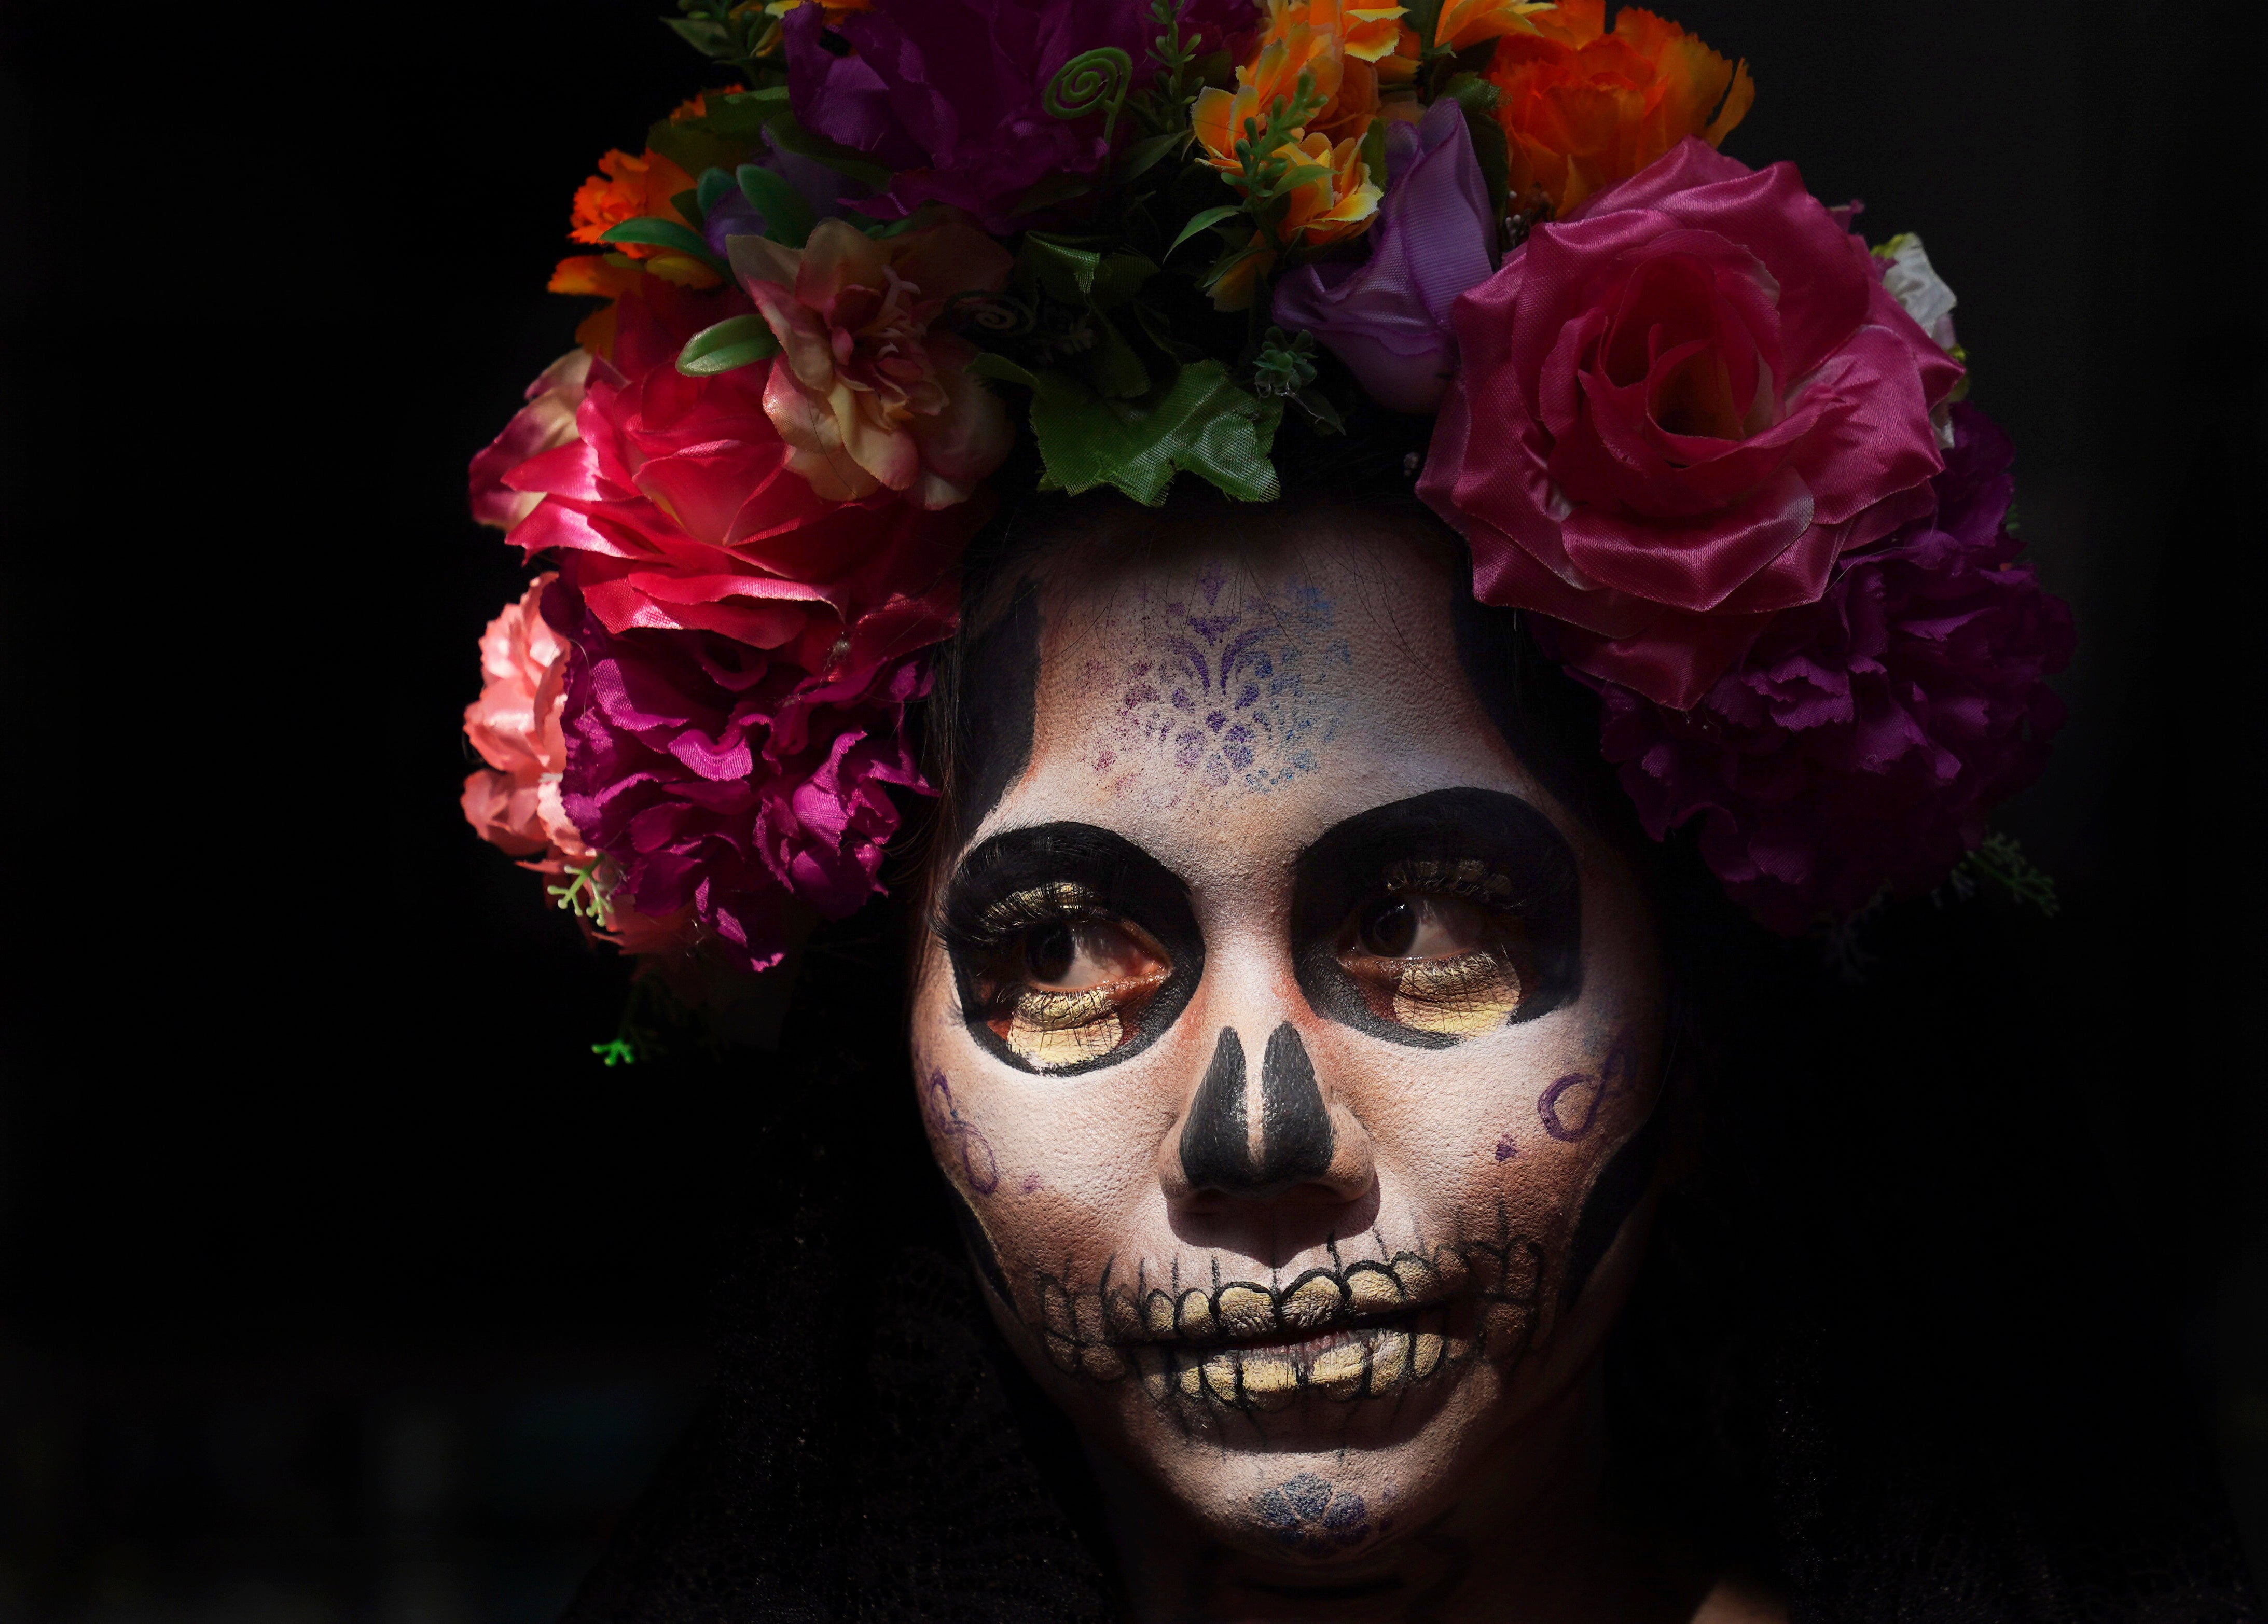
731, 215, 1016, 509
461, 573, 589, 866
1482, 0, 1754, 216
461, 574, 700, 955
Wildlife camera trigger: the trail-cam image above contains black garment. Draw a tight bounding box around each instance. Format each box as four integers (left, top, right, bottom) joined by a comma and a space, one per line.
563, 909, 2262, 1623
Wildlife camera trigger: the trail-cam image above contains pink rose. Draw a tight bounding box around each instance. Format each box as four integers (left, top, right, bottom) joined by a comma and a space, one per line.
468, 350, 593, 531
502, 284, 990, 662
1420, 138, 1963, 709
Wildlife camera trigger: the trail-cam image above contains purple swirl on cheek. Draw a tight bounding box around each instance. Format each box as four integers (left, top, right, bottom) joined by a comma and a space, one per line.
923, 1070, 1000, 1196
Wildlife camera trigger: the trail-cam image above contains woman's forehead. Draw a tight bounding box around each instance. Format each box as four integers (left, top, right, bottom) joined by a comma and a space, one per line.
968, 529, 1568, 875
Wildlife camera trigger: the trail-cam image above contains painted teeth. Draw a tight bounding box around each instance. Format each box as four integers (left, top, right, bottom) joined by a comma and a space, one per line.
1215, 1285, 1276, 1337
1281, 1271, 1345, 1329
1344, 1262, 1403, 1314
1177, 1289, 1215, 1338
1310, 1342, 1366, 1400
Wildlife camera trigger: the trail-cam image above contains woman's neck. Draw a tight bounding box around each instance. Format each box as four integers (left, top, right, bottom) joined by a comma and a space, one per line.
1092, 1367, 1715, 1624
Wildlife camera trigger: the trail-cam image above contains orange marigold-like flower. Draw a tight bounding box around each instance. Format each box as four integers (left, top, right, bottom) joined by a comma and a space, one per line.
1432, 0, 1556, 51
549, 254, 645, 358
1481, 0, 1753, 216
1192, 0, 1394, 290
569, 149, 697, 254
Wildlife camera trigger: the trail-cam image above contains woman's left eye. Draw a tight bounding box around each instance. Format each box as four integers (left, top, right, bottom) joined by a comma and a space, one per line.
1339, 889, 1530, 1038
983, 915, 1172, 1071
1353, 894, 1496, 961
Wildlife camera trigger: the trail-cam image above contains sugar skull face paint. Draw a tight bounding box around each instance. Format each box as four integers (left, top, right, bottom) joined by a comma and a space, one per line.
910, 523, 1667, 1604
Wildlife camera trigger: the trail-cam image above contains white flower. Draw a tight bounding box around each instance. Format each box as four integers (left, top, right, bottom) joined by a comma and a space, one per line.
1878, 232, 1959, 352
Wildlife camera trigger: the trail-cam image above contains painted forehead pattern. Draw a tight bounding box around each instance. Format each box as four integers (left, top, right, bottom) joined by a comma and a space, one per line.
937, 787, 1583, 1076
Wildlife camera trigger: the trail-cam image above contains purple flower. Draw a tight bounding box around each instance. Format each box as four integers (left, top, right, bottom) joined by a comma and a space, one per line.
1586, 405, 2074, 933
1271, 100, 1497, 413
551, 578, 933, 974
784, 0, 1148, 232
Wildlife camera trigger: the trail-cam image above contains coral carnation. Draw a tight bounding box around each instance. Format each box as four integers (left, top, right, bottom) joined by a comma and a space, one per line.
1589, 405, 2073, 933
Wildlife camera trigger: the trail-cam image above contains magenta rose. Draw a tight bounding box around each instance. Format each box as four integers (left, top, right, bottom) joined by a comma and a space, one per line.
1420, 138, 1965, 710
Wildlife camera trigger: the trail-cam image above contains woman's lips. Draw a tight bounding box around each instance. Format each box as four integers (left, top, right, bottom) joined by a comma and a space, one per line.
1147, 1306, 1458, 1410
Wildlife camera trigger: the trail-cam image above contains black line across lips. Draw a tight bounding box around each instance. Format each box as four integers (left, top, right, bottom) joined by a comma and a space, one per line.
1026, 1230, 1548, 1413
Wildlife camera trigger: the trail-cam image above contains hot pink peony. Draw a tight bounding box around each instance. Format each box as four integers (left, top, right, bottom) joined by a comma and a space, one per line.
1421, 138, 1965, 710
552, 577, 946, 973
730, 216, 1017, 509
1588, 406, 2072, 932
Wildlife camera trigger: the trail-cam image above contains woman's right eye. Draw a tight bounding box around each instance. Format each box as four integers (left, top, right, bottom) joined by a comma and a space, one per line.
982, 915, 1171, 1070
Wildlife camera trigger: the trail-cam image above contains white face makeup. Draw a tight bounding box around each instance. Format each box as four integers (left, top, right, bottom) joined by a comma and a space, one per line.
908, 522, 1667, 1588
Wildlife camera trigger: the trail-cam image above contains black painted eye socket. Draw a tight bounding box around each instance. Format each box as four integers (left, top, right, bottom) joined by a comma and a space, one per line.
1292, 788, 1582, 1048
939, 823, 1204, 1077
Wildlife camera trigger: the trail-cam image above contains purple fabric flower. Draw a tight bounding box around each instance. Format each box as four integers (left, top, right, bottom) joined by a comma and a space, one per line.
551, 578, 932, 974
1271, 100, 1497, 412
785, 0, 1148, 232
1586, 405, 2074, 933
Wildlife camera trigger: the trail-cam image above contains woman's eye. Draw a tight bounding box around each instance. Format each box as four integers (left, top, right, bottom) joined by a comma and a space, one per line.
1020, 920, 1159, 990
1341, 891, 1528, 1038
986, 916, 1171, 1071
1355, 894, 1493, 961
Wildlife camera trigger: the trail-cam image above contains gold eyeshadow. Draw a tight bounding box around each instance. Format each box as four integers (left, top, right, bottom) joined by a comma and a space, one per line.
1003, 990, 1125, 1069
1388, 952, 1526, 1036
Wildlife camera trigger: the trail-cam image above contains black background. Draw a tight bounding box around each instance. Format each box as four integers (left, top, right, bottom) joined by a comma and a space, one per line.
1, 0, 2260, 1618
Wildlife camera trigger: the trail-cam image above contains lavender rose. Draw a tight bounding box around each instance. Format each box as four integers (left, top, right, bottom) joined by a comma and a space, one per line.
1271, 99, 1498, 413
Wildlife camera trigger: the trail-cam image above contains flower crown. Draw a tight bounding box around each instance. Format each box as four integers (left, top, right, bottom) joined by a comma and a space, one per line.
463, 0, 2072, 1007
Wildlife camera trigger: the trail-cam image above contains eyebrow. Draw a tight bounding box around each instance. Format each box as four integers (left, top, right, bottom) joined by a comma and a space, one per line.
1289, 787, 1584, 1042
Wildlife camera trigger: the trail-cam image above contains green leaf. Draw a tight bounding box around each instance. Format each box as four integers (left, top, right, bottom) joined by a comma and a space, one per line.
736, 163, 817, 247
1359, 116, 1389, 200
1117, 128, 1188, 184
1026, 358, 1282, 505
1007, 172, 1099, 217
1021, 234, 1107, 303
663, 16, 732, 54
1168, 204, 1244, 258
1087, 314, 1153, 400
702, 87, 790, 140
964, 352, 1040, 389
763, 110, 895, 190
675, 314, 780, 376
599, 217, 730, 277
1087, 251, 1157, 311
670, 186, 704, 229
696, 166, 739, 216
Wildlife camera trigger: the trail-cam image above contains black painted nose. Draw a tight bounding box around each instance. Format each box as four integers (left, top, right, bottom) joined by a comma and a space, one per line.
1178, 1023, 1335, 1199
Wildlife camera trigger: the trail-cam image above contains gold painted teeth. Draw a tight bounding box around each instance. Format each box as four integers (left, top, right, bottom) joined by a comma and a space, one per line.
1129, 1248, 1467, 1351
1144, 1309, 1457, 1410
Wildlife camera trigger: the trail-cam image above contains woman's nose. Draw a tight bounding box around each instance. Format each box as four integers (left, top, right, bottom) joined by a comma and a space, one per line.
1163, 1022, 1375, 1204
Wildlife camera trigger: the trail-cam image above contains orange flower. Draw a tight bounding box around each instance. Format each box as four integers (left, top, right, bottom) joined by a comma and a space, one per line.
549, 254, 645, 357
568, 147, 723, 290
569, 148, 697, 253
666, 85, 744, 124
1482, 0, 1754, 216
1191, 0, 1393, 283
1432, 0, 1556, 51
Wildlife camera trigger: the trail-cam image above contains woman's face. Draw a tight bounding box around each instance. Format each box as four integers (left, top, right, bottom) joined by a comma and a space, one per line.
909, 522, 1666, 1566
